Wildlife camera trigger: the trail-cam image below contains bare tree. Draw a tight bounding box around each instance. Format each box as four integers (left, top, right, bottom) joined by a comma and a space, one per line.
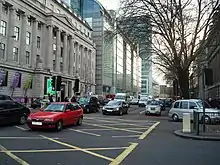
119, 0, 219, 98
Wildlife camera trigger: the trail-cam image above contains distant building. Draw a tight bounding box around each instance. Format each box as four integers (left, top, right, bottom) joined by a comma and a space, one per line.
152, 79, 159, 97
71, 0, 142, 95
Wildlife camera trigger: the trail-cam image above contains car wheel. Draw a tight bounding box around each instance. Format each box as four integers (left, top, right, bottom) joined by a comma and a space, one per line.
19, 115, 27, 125
202, 115, 211, 124
172, 114, 179, 122
118, 110, 123, 116
56, 120, 63, 132
76, 117, 83, 126
102, 111, 106, 115
158, 112, 161, 116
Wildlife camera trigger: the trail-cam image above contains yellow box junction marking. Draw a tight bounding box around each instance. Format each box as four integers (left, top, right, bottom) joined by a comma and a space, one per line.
109, 143, 138, 165
40, 135, 113, 161
0, 145, 29, 165
139, 122, 160, 139
84, 122, 143, 134
0, 147, 128, 153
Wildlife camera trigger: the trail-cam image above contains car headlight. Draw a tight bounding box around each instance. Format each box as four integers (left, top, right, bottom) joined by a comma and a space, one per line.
27, 116, 32, 120
44, 118, 54, 121
114, 108, 119, 111
102, 107, 105, 110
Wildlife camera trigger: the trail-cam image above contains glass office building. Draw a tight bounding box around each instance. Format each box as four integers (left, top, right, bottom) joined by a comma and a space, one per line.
70, 0, 141, 95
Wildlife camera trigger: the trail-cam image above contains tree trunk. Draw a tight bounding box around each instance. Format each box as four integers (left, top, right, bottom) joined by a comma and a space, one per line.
177, 69, 190, 99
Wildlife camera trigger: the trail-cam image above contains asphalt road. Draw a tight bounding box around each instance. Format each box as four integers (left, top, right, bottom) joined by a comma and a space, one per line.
0, 105, 219, 165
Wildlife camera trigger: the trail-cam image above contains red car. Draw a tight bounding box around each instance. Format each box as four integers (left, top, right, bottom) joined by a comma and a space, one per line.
27, 102, 83, 131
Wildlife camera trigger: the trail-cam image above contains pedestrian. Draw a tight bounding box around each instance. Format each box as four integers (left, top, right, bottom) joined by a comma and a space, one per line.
71, 96, 77, 102
64, 96, 69, 102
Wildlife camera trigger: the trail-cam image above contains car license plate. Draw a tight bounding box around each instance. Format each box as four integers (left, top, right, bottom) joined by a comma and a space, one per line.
107, 110, 112, 112
32, 122, 42, 125
151, 108, 155, 110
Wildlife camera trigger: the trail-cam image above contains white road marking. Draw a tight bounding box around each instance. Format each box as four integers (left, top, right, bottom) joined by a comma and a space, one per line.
69, 129, 101, 137
112, 135, 141, 138
14, 126, 29, 131
0, 137, 61, 140
140, 110, 146, 114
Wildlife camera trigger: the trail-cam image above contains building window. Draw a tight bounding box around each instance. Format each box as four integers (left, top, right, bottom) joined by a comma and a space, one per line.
53, 60, 55, 70
37, 22, 41, 30
60, 62, 63, 72
27, 18, 31, 26
2, 5, 8, 14
26, 51, 30, 64
50, 4, 54, 11
79, 25, 82, 31
0, 21, 7, 36
14, 27, 19, 41
0, 43, 5, 59
26, 32, 31, 45
43, 0, 46, 5
36, 54, 40, 62
56, 9, 60, 14
37, 36, 40, 48
16, 13, 20, 20
61, 47, 63, 57
84, 29, 86, 34
13, 47, 18, 62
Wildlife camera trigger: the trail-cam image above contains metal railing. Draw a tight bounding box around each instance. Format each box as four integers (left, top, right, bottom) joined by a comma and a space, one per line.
193, 111, 220, 135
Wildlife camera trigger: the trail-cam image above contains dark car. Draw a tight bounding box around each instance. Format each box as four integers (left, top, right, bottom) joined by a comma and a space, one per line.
0, 94, 13, 101
78, 96, 100, 113
0, 100, 30, 125
158, 100, 166, 110
102, 100, 129, 116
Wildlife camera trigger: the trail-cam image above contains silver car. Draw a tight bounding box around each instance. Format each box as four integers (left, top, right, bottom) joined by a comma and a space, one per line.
169, 99, 220, 123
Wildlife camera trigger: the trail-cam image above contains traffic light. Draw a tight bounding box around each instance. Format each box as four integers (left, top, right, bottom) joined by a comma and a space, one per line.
56, 76, 62, 91
51, 76, 56, 90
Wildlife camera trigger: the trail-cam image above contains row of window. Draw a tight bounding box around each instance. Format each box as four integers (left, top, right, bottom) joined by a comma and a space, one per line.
0, 20, 41, 47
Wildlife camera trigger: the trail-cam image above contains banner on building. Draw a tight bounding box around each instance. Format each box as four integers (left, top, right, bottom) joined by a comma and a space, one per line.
24, 74, 33, 90
12, 72, 21, 88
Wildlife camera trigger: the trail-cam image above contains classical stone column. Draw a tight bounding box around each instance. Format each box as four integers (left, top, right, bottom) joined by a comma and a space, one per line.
69, 37, 74, 76
40, 23, 46, 69
6, 7, 15, 62
31, 20, 37, 68
45, 25, 53, 70
55, 28, 61, 72
19, 13, 27, 65
63, 32, 68, 74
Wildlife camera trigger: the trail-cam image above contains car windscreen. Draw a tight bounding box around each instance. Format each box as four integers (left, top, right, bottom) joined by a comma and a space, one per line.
107, 100, 122, 106
148, 100, 159, 105
45, 104, 65, 112
115, 95, 125, 99
78, 98, 89, 104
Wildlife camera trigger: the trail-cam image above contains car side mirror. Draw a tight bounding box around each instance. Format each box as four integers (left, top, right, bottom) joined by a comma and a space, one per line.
65, 109, 71, 112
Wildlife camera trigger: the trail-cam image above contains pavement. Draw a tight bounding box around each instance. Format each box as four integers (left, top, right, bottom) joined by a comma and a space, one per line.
0, 105, 219, 165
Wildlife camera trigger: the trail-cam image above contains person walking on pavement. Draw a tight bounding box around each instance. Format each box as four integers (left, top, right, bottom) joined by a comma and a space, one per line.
64, 97, 69, 102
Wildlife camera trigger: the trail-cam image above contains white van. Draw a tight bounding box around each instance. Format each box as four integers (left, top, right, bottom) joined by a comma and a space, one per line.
114, 93, 131, 105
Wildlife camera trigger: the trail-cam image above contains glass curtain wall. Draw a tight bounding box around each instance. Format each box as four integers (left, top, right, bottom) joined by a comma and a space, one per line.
126, 44, 131, 92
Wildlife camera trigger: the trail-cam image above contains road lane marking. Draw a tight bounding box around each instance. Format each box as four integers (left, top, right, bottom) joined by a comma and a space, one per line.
140, 110, 146, 114
40, 135, 113, 161
85, 117, 157, 123
80, 127, 149, 131
112, 135, 141, 138
0, 137, 61, 140
84, 122, 143, 134
0, 145, 29, 165
139, 122, 160, 139
69, 129, 101, 137
14, 126, 29, 131
0, 147, 128, 153
109, 143, 138, 165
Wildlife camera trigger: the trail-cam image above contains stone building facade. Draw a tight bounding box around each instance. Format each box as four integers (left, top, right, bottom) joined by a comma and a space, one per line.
0, 0, 96, 101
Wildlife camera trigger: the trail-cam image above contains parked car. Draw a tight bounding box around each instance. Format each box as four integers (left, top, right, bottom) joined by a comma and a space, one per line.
138, 98, 148, 107
27, 102, 83, 131
145, 100, 161, 116
0, 100, 30, 125
169, 99, 220, 124
131, 98, 139, 105
0, 94, 13, 101
102, 100, 129, 115
78, 96, 100, 113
